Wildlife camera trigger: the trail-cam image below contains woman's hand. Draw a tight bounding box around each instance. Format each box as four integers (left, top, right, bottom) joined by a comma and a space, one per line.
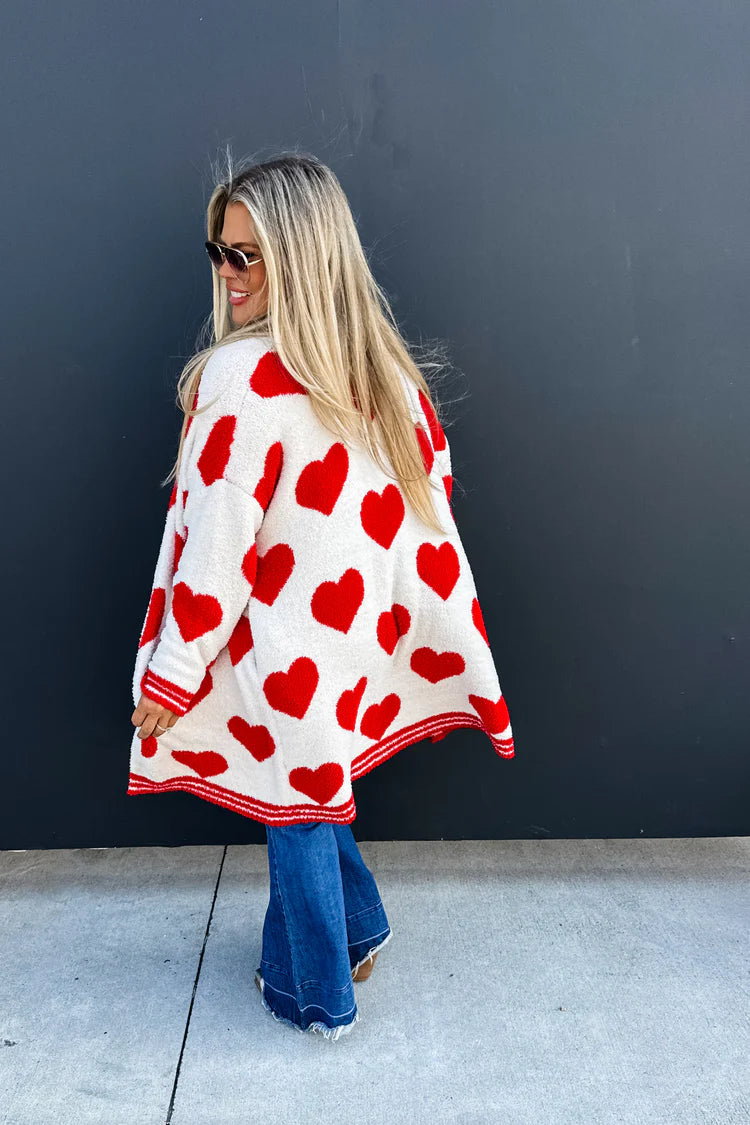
131, 694, 179, 740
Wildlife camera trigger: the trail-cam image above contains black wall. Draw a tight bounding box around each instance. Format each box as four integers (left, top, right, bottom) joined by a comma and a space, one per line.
2, 1, 748, 846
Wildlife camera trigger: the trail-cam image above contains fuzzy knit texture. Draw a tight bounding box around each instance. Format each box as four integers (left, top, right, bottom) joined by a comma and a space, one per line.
128, 335, 514, 825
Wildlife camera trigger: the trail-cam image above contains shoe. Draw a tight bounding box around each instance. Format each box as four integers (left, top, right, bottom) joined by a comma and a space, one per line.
351, 951, 377, 982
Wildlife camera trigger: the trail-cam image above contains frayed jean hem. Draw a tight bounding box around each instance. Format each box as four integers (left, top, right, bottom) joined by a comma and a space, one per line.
255, 971, 360, 1042
350, 926, 394, 979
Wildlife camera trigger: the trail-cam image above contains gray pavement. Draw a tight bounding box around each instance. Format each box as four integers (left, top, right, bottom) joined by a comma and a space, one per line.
1, 837, 748, 1124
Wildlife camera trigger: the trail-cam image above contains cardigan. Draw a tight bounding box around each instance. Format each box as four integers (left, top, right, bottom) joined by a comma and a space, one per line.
127, 335, 514, 825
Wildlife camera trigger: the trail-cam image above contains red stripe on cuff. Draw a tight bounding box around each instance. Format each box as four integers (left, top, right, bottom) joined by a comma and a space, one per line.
140, 669, 195, 716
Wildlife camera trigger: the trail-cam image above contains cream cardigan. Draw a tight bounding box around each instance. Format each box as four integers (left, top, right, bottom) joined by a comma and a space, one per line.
128, 336, 514, 825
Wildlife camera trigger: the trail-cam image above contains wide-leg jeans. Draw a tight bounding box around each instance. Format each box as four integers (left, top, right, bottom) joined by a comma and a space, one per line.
254, 821, 392, 1041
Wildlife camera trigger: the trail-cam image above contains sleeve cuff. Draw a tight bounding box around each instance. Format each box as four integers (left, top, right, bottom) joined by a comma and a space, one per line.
140, 668, 195, 716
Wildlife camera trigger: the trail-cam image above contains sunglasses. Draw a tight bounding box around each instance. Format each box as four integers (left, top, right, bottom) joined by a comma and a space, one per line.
204, 240, 264, 276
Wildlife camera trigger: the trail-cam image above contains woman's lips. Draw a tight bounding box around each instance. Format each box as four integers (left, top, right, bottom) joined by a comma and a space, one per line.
228, 290, 250, 306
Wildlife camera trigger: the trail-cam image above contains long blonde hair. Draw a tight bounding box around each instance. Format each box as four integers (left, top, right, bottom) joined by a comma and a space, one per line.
163, 148, 465, 535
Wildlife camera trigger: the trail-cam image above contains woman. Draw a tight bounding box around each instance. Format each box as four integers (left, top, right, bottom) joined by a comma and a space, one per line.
129, 151, 514, 1041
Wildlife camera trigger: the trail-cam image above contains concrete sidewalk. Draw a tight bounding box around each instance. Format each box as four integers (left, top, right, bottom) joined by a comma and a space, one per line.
1, 837, 748, 1124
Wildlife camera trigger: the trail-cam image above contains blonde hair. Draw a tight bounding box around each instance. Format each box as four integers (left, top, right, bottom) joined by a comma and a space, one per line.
163, 147, 465, 534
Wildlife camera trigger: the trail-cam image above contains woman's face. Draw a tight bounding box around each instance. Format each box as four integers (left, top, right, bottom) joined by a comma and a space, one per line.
217, 201, 269, 326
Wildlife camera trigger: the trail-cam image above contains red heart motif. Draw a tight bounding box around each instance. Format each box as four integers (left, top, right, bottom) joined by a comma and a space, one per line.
197, 415, 236, 485
168, 481, 178, 510
227, 614, 253, 664
172, 581, 223, 641
227, 716, 276, 762
241, 543, 258, 586
251, 543, 295, 605
376, 603, 411, 655
185, 667, 213, 712
171, 749, 229, 778
182, 488, 189, 509
173, 530, 186, 574
288, 762, 345, 805
443, 475, 453, 504
418, 389, 447, 452
139, 587, 165, 647
468, 693, 510, 733
410, 646, 465, 683
336, 676, 367, 731
415, 424, 434, 474
360, 693, 401, 740
263, 656, 319, 718
472, 597, 489, 645
416, 541, 460, 600
360, 484, 405, 549
250, 352, 307, 397
140, 734, 159, 758
295, 443, 349, 515
311, 568, 365, 633
254, 441, 284, 511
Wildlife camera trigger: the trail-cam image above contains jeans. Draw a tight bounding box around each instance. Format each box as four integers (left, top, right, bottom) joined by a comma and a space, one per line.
254, 821, 392, 1042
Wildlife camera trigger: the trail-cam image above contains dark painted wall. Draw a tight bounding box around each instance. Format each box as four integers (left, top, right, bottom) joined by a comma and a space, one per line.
2, 2, 748, 846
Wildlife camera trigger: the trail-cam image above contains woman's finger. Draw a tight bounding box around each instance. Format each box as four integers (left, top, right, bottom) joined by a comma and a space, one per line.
132, 695, 178, 739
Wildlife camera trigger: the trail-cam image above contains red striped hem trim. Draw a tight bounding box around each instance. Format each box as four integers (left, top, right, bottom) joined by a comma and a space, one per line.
127, 771, 357, 825
351, 711, 514, 781
140, 669, 194, 716
127, 711, 514, 826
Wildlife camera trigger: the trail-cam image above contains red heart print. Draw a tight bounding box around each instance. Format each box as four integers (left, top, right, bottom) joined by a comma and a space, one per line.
443, 475, 453, 504
468, 693, 510, 733
172, 581, 223, 641
241, 543, 258, 586
376, 603, 411, 655
263, 656, 319, 718
227, 716, 276, 762
141, 734, 158, 758
185, 667, 213, 712
360, 693, 401, 740
139, 587, 165, 647
288, 762, 345, 805
416, 541, 460, 600
168, 481, 178, 510
472, 597, 489, 645
171, 750, 229, 779
251, 543, 294, 605
418, 389, 446, 452
410, 646, 465, 683
311, 568, 365, 633
295, 443, 349, 515
336, 676, 367, 731
415, 424, 434, 474
198, 415, 236, 485
250, 352, 307, 397
254, 441, 284, 511
173, 530, 186, 575
227, 614, 253, 664
182, 488, 189, 509
360, 484, 405, 549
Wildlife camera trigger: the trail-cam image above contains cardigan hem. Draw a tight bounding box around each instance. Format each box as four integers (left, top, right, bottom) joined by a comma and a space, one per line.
126, 710, 514, 826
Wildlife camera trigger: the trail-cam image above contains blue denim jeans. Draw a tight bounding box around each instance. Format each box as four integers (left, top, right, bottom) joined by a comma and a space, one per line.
254, 821, 392, 1042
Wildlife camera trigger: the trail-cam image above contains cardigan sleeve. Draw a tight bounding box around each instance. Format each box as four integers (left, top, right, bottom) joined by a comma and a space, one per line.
139, 477, 263, 714
139, 356, 282, 715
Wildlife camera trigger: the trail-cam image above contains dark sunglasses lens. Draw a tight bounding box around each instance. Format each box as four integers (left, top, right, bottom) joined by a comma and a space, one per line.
205, 242, 224, 269
225, 248, 249, 273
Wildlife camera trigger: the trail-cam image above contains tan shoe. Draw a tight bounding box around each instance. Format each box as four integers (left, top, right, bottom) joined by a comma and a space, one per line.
351, 951, 377, 981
